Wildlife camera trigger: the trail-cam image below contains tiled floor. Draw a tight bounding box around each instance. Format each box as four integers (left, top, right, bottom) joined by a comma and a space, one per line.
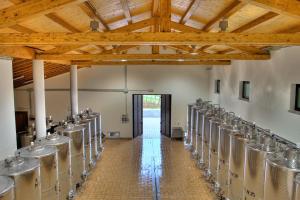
76, 118, 214, 200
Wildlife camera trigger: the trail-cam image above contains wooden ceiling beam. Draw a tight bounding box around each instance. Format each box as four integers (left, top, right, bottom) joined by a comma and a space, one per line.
160, 0, 171, 32
152, 0, 160, 54
10, 24, 36, 33
79, 1, 110, 31
102, 45, 137, 54
0, 0, 85, 29
180, 0, 201, 24
202, 1, 246, 31
45, 12, 81, 32
120, 0, 132, 24
72, 60, 231, 66
232, 11, 279, 33
1, 32, 300, 46
37, 53, 270, 61
0, 46, 35, 59
241, 0, 300, 19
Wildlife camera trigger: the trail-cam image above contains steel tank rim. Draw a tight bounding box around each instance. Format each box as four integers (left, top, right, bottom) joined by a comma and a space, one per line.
41, 134, 70, 146
246, 142, 277, 153
0, 176, 14, 196
18, 144, 57, 158
266, 155, 300, 172
62, 125, 85, 133
0, 157, 40, 176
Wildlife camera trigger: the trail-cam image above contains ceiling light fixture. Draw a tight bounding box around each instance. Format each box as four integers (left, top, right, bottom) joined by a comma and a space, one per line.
177, 59, 184, 62
121, 59, 127, 62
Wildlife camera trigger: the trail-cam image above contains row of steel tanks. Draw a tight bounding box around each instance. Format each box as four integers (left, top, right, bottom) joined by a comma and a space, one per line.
186, 101, 300, 200
0, 110, 103, 200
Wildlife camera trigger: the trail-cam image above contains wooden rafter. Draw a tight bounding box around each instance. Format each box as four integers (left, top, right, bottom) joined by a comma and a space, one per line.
72, 60, 231, 66
2, 32, 299, 46
10, 24, 36, 33
170, 21, 202, 32
120, 0, 132, 24
0, 0, 85, 29
111, 18, 155, 32
79, 1, 110, 31
202, 1, 246, 31
180, 0, 201, 24
0, 46, 35, 59
36, 53, 270, 61
241, 0, 300, 19
232, 11, 279, 33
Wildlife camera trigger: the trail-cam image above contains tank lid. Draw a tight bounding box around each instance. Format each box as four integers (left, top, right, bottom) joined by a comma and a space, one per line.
0, 176, 14, 196
18, 142, 57, 158
41, 134, 70, 146
0, 156, 39, 176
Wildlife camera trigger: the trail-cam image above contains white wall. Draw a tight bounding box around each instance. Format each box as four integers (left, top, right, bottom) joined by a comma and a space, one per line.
0, 58, 17, 159
15, 65, 210, 138
208, 46, 300, 143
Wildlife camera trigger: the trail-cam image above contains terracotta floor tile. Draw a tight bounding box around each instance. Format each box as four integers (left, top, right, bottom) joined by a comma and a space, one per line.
75, 136, 214, 200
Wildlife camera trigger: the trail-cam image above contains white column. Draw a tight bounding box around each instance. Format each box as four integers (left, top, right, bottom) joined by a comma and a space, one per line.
0, 57, 17, 159
70, 65, 78, 116
33, 60, 47, 138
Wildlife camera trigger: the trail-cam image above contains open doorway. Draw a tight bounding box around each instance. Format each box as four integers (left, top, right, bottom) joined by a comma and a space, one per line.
143, 95, 161, 138
133, 94, 171, 138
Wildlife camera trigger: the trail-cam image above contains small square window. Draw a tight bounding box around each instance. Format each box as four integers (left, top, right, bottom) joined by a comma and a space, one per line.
295, 84, 300, 111
240, 81, 250, 101
215, 80, 220, 94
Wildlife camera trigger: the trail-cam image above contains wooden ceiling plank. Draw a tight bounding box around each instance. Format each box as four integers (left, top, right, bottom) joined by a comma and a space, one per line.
180, 0, 201, 24
45, 12, 81, 32
241, 0, 300, 19
36, 53, 270, 61
120, 0, 132, 24
79, 1, 110, 31
202, 1, 246, 31
72, 60, 231, 66
232, 11, 279, 33
160, 0, 171, 32
0, 0, 85, 29
1, 32, 300, 46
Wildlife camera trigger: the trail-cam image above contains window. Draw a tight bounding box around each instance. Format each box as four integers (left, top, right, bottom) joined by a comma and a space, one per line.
215, 80, 220, 94
240, 81, 250, 101
295, 84, 300, 111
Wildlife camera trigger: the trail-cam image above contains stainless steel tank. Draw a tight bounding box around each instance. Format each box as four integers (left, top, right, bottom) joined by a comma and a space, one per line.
41, 134, 72, 200
228, 124, 253, 200
202, 109, 215, 177
186, 104, 194, 147
264, 148, 300, 200
58, 124, 86, 190
87, 114, 99, 161
209, 116, 222, 189
93, 112, 103, 155
192, 105, 203, 159
0, 156, 41, 200
218, 119, 239, 198
243, 135, 276, 200
0, 176, 14, 200
293, 174, 300, 200
79, 118, 94, 170
18, 143, 58, 200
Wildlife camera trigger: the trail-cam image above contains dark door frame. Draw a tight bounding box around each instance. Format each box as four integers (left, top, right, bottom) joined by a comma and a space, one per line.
132, 94, 172, 138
